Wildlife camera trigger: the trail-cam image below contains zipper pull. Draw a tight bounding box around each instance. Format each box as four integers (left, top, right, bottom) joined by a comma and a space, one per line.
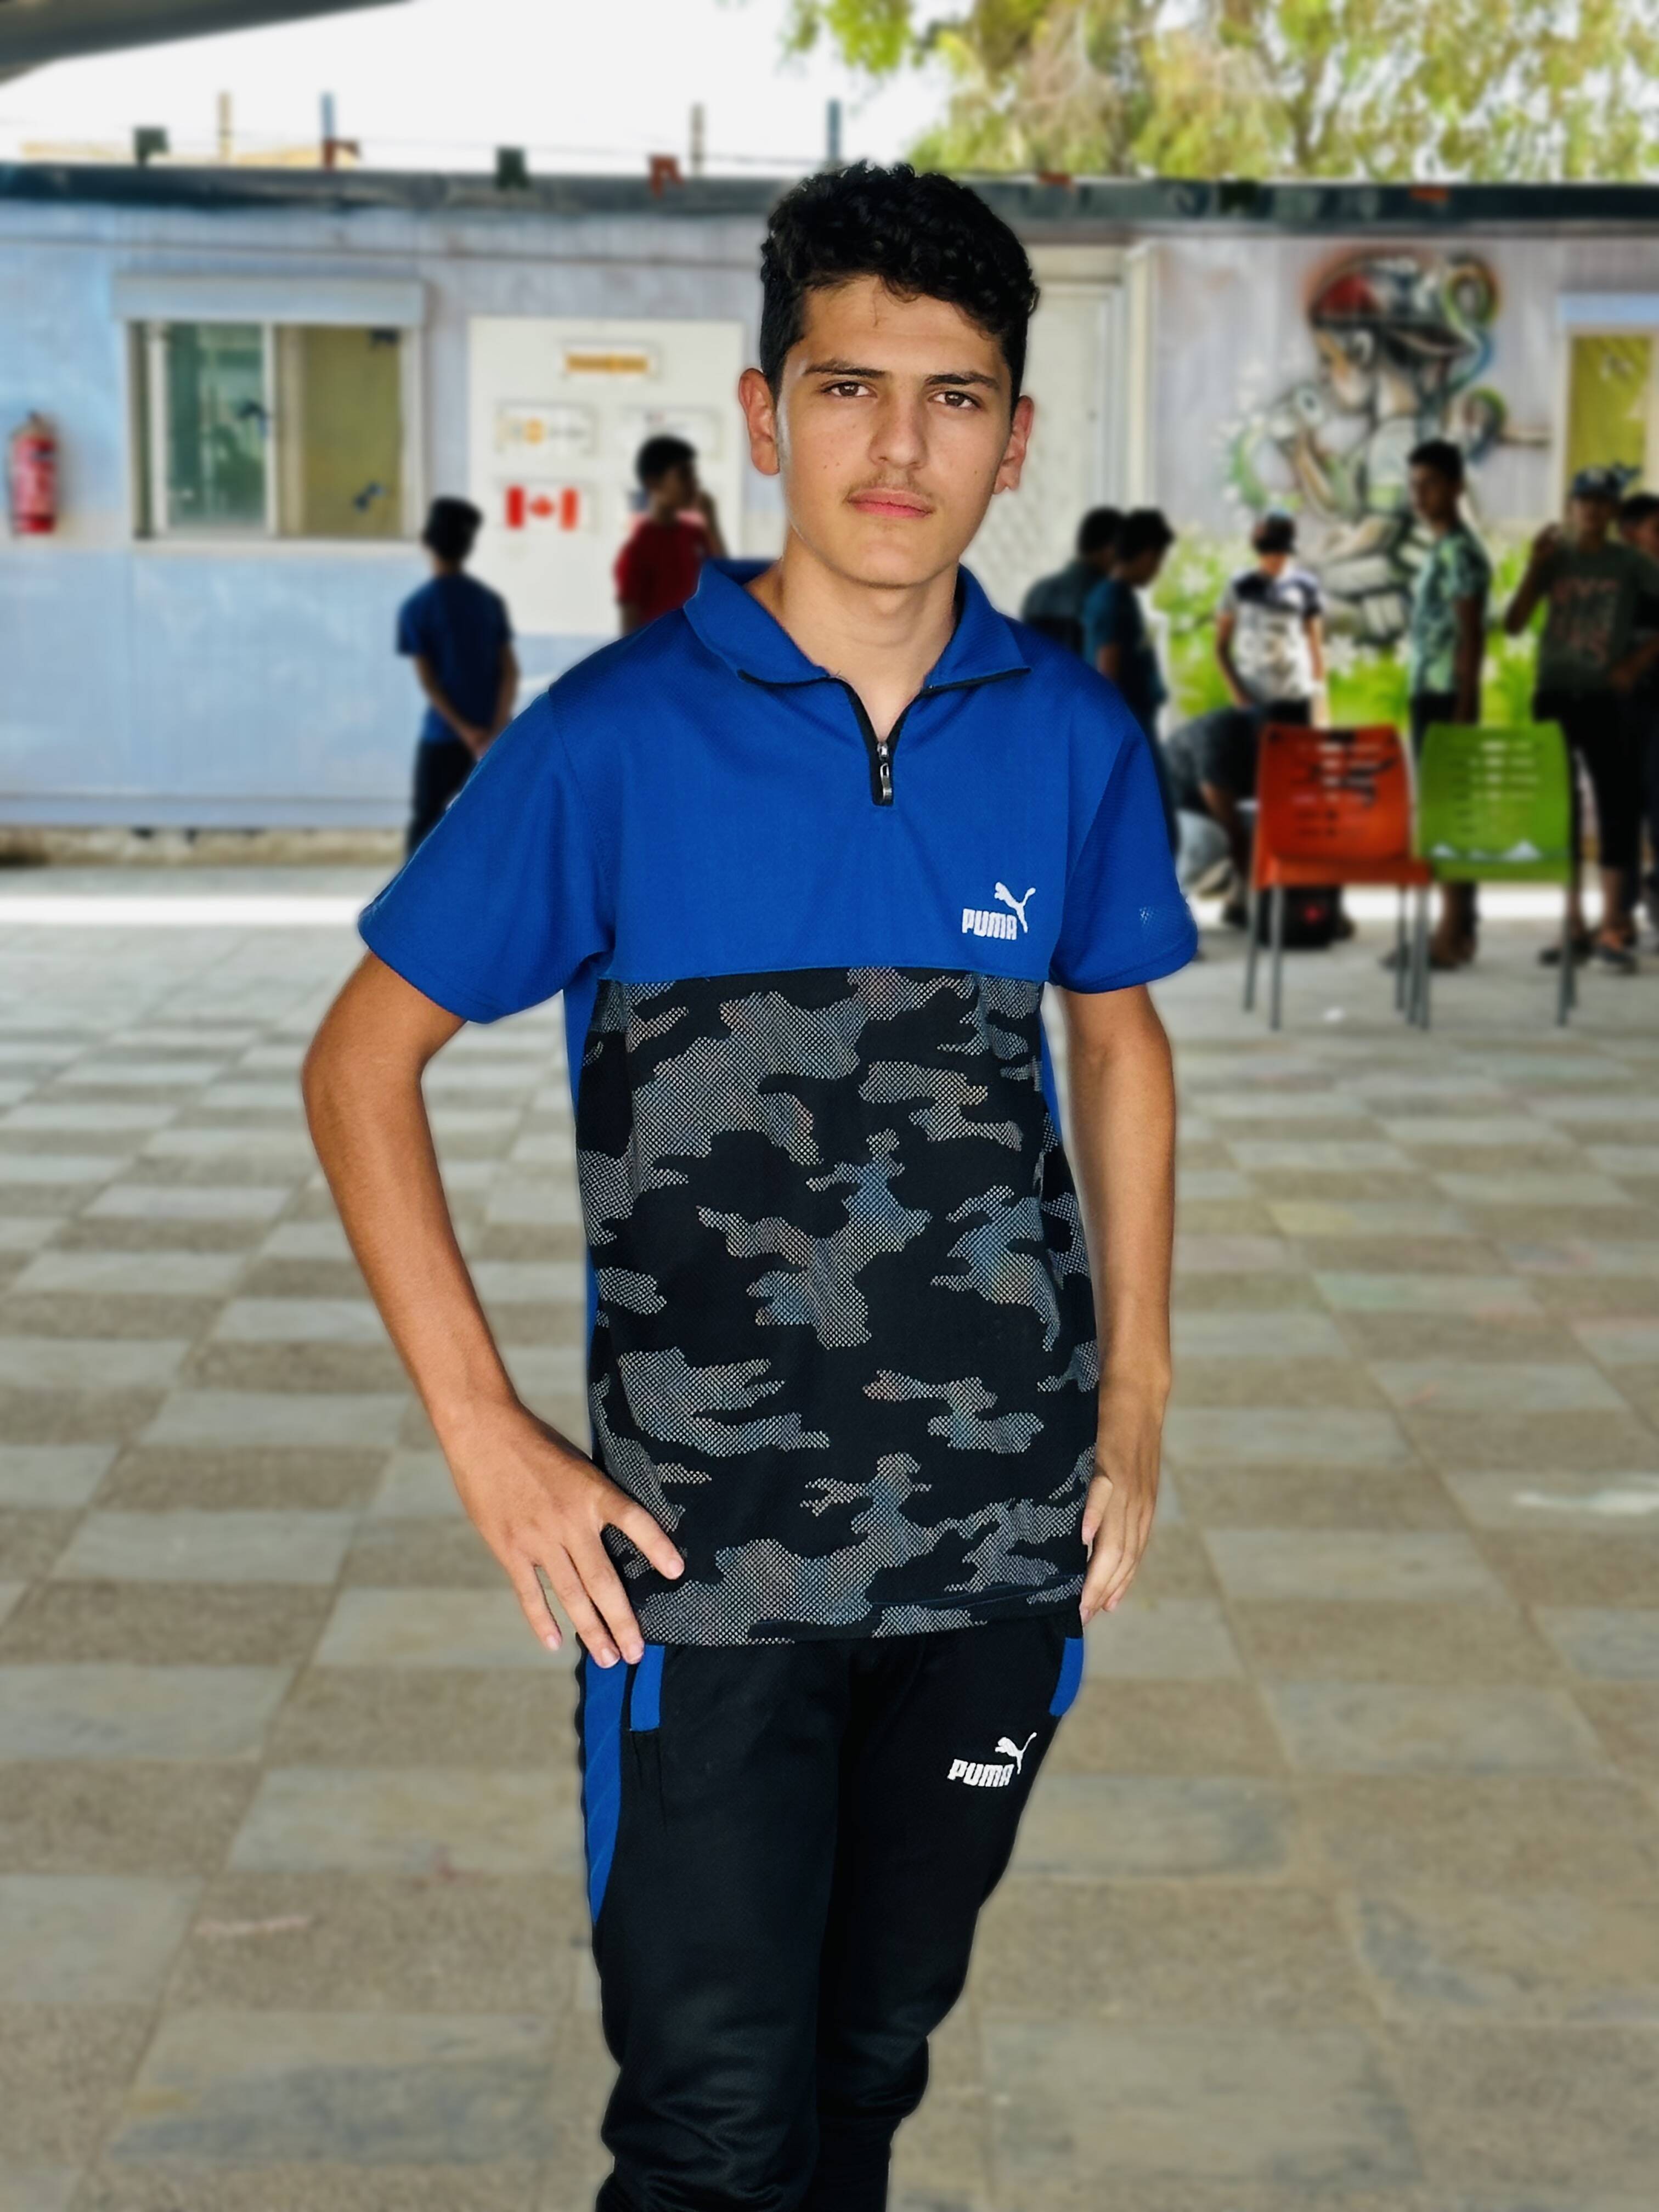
876, 738, 893, 803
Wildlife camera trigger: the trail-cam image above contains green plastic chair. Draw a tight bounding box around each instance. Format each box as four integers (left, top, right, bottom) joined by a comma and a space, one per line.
1414, 722, 1577, 1026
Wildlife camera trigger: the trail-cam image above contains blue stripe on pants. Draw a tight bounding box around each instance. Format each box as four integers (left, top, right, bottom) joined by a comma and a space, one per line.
582, 1653, 629, 1922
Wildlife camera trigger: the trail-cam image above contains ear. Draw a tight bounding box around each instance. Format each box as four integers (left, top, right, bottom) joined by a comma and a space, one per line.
992, 393, 1035, 497
738, 366, 781, 480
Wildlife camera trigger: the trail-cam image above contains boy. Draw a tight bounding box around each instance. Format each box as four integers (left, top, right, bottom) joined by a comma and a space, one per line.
1214, 509, 1325, 725
1019, 504, 1122, 656
1617, 489, 1659, 939
1166, 510, 1324, 923
1404, 439, 1491, 967
396, 496, 517, 857
304, 162, 1193, 2211
1505, 465, 1659, 972
614, 432, 727, 632
1084, 506, 1179, 847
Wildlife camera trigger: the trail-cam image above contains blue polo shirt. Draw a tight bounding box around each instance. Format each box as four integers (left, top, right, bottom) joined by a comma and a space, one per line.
362, 560, 1194, 1646
397, 571, 512, 746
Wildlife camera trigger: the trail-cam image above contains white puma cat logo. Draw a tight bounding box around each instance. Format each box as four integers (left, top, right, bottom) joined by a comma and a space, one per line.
995, 1731, 1037, 1775
994, 883, 1035, 931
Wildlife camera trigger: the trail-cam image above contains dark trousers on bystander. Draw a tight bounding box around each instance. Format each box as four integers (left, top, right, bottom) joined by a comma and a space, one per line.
406, 736, 476, 859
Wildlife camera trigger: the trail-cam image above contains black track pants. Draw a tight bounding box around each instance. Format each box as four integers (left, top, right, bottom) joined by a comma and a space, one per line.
576, 1611, 1085, 2212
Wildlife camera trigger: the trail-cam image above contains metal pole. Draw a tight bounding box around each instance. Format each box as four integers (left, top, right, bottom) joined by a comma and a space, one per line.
321, 91, 337, 169
217, 91, 233, 163
826, 98, 842, 165
690, 103, 706, 178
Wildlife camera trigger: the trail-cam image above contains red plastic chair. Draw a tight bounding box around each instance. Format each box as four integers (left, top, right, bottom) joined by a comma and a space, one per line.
1242, 724, 1432, 1030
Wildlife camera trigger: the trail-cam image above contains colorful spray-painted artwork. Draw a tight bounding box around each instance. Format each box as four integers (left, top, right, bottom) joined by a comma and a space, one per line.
1227, 253, 1507, 644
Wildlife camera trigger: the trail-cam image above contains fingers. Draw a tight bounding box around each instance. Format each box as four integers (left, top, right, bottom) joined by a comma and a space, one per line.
1080, 1487, 1154, 1623
614, 1499, 685, 1583
511, 1568, 562, 1656
570, 1536, 646, 1669
543, 1549, 623, 1671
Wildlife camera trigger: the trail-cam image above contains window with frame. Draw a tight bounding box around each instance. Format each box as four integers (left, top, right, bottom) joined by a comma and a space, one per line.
132, 319, 410, 540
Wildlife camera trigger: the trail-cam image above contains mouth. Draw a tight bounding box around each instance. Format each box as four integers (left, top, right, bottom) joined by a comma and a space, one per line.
848, 489, 934, 521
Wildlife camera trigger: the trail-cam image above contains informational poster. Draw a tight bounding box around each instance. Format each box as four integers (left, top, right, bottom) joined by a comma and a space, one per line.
469, 317, 747, 635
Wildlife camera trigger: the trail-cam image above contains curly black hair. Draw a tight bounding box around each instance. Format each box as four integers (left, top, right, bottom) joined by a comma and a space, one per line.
759, 162, 1039, 402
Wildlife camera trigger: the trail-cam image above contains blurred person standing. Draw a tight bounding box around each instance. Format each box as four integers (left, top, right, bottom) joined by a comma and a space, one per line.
1019, 505, 1121, 656
1085, 508, 1178, 848
1617, 489, 1659, 940
1215, 510, 1325, 727
1404, 439, 1492, 968
615, 434, 727, 633
1165, 510, 1324, 923
397, 497, 518, 858
1505, 466, 1659, 973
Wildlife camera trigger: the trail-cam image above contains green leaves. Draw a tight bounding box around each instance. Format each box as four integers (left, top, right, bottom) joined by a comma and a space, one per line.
785, 0, 1659, 179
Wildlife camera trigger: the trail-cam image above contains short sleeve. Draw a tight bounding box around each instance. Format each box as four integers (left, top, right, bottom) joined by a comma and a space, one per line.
359, 696, 612, 1024
1301, 571, 1325, 618
491, 586, 513, 645
1217, 577, 1240, 618
396, 591, 430, 658
1447, 539, 1485, 602
1049, 714, 1199, 995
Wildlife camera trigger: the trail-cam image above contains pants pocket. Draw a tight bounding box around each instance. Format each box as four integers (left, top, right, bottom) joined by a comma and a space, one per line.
628, 1644, 664, 1733
1048, 1633, 1086, 1718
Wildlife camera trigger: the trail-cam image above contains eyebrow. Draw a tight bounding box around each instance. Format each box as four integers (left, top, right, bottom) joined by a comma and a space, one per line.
801, 359, 1005, 391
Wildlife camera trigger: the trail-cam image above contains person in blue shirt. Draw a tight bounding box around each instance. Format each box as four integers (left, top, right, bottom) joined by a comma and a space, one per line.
396, 496, 518, 856
1018, 503, 1121, 655
306, 162, 1193, 2212
1084, 507, 1179, 849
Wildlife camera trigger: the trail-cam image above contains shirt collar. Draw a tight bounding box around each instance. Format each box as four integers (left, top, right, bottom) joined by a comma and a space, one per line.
684, 558, 1029, 690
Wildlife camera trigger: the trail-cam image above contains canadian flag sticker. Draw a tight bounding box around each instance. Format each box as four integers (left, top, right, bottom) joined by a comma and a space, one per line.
504, 482, 590, 532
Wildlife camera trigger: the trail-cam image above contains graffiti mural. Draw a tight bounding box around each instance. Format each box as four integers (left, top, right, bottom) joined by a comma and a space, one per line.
1228, 253, 1508, 643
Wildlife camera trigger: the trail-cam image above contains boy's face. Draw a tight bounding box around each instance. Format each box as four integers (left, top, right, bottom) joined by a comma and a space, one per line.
1571, 493, 1615, 543
1121, 546, 1165, 588
1408, 463, 1458, 526
1622, 512, 1659, 562
650, 460, 698, 512
738, 274, 1032, 591
1257, 549, 1290, 577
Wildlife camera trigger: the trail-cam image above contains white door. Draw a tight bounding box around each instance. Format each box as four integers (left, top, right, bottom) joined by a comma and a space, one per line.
965, 245, 1126, 617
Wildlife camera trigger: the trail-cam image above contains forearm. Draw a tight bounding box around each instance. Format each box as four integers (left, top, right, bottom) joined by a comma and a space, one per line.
1062, 993, 1176, 1403
1504, 577, 1542, 636
303, 969, 515, 1447
414, 663, 478, 748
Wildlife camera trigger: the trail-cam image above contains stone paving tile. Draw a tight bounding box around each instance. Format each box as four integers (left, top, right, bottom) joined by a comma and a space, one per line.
981, 2021, 1419, 2194
1265, 1683, 1610, 1775
7, 887, 1659, 2206
0, 1875, 200, 2002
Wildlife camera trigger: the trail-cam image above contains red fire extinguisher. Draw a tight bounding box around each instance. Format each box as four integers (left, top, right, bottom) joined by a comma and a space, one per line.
8, 413, 57, 536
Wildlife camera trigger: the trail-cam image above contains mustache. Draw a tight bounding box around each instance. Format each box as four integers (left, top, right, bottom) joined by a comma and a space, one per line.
847, 481, 935, 509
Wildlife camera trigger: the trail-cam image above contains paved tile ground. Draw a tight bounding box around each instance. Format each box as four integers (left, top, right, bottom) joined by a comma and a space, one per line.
2, 868, 1658, 2212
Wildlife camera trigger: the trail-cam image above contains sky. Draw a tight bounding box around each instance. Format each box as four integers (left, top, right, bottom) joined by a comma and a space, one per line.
0, 0, 950, 172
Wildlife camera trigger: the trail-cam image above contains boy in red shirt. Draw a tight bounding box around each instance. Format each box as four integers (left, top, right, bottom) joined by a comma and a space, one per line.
614, 435, 727, 631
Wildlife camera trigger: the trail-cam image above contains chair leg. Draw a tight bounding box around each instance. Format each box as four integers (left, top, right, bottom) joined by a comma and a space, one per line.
1414, 888, 1431, 1029
1268, 884, 1286, 1031
1393, 890, 1407, 1013
1243, 893, 1260, 1013
1558, 902, 1573, 1026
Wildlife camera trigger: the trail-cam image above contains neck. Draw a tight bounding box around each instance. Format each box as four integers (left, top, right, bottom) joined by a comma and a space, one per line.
748, 528, 960, 739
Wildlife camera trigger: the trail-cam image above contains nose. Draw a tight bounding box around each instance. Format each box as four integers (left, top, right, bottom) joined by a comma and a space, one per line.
868, 390, 927, 472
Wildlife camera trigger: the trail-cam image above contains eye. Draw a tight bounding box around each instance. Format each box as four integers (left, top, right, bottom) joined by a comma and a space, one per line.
935, 389, 981, 409
822, 381, 868, 399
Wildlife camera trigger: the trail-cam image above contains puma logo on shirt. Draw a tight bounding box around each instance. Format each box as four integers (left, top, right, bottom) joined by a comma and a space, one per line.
961, 883, 1035, 940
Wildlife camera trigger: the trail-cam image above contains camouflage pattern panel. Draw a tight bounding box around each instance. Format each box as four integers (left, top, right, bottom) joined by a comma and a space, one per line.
575, 966, 1098, 1645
